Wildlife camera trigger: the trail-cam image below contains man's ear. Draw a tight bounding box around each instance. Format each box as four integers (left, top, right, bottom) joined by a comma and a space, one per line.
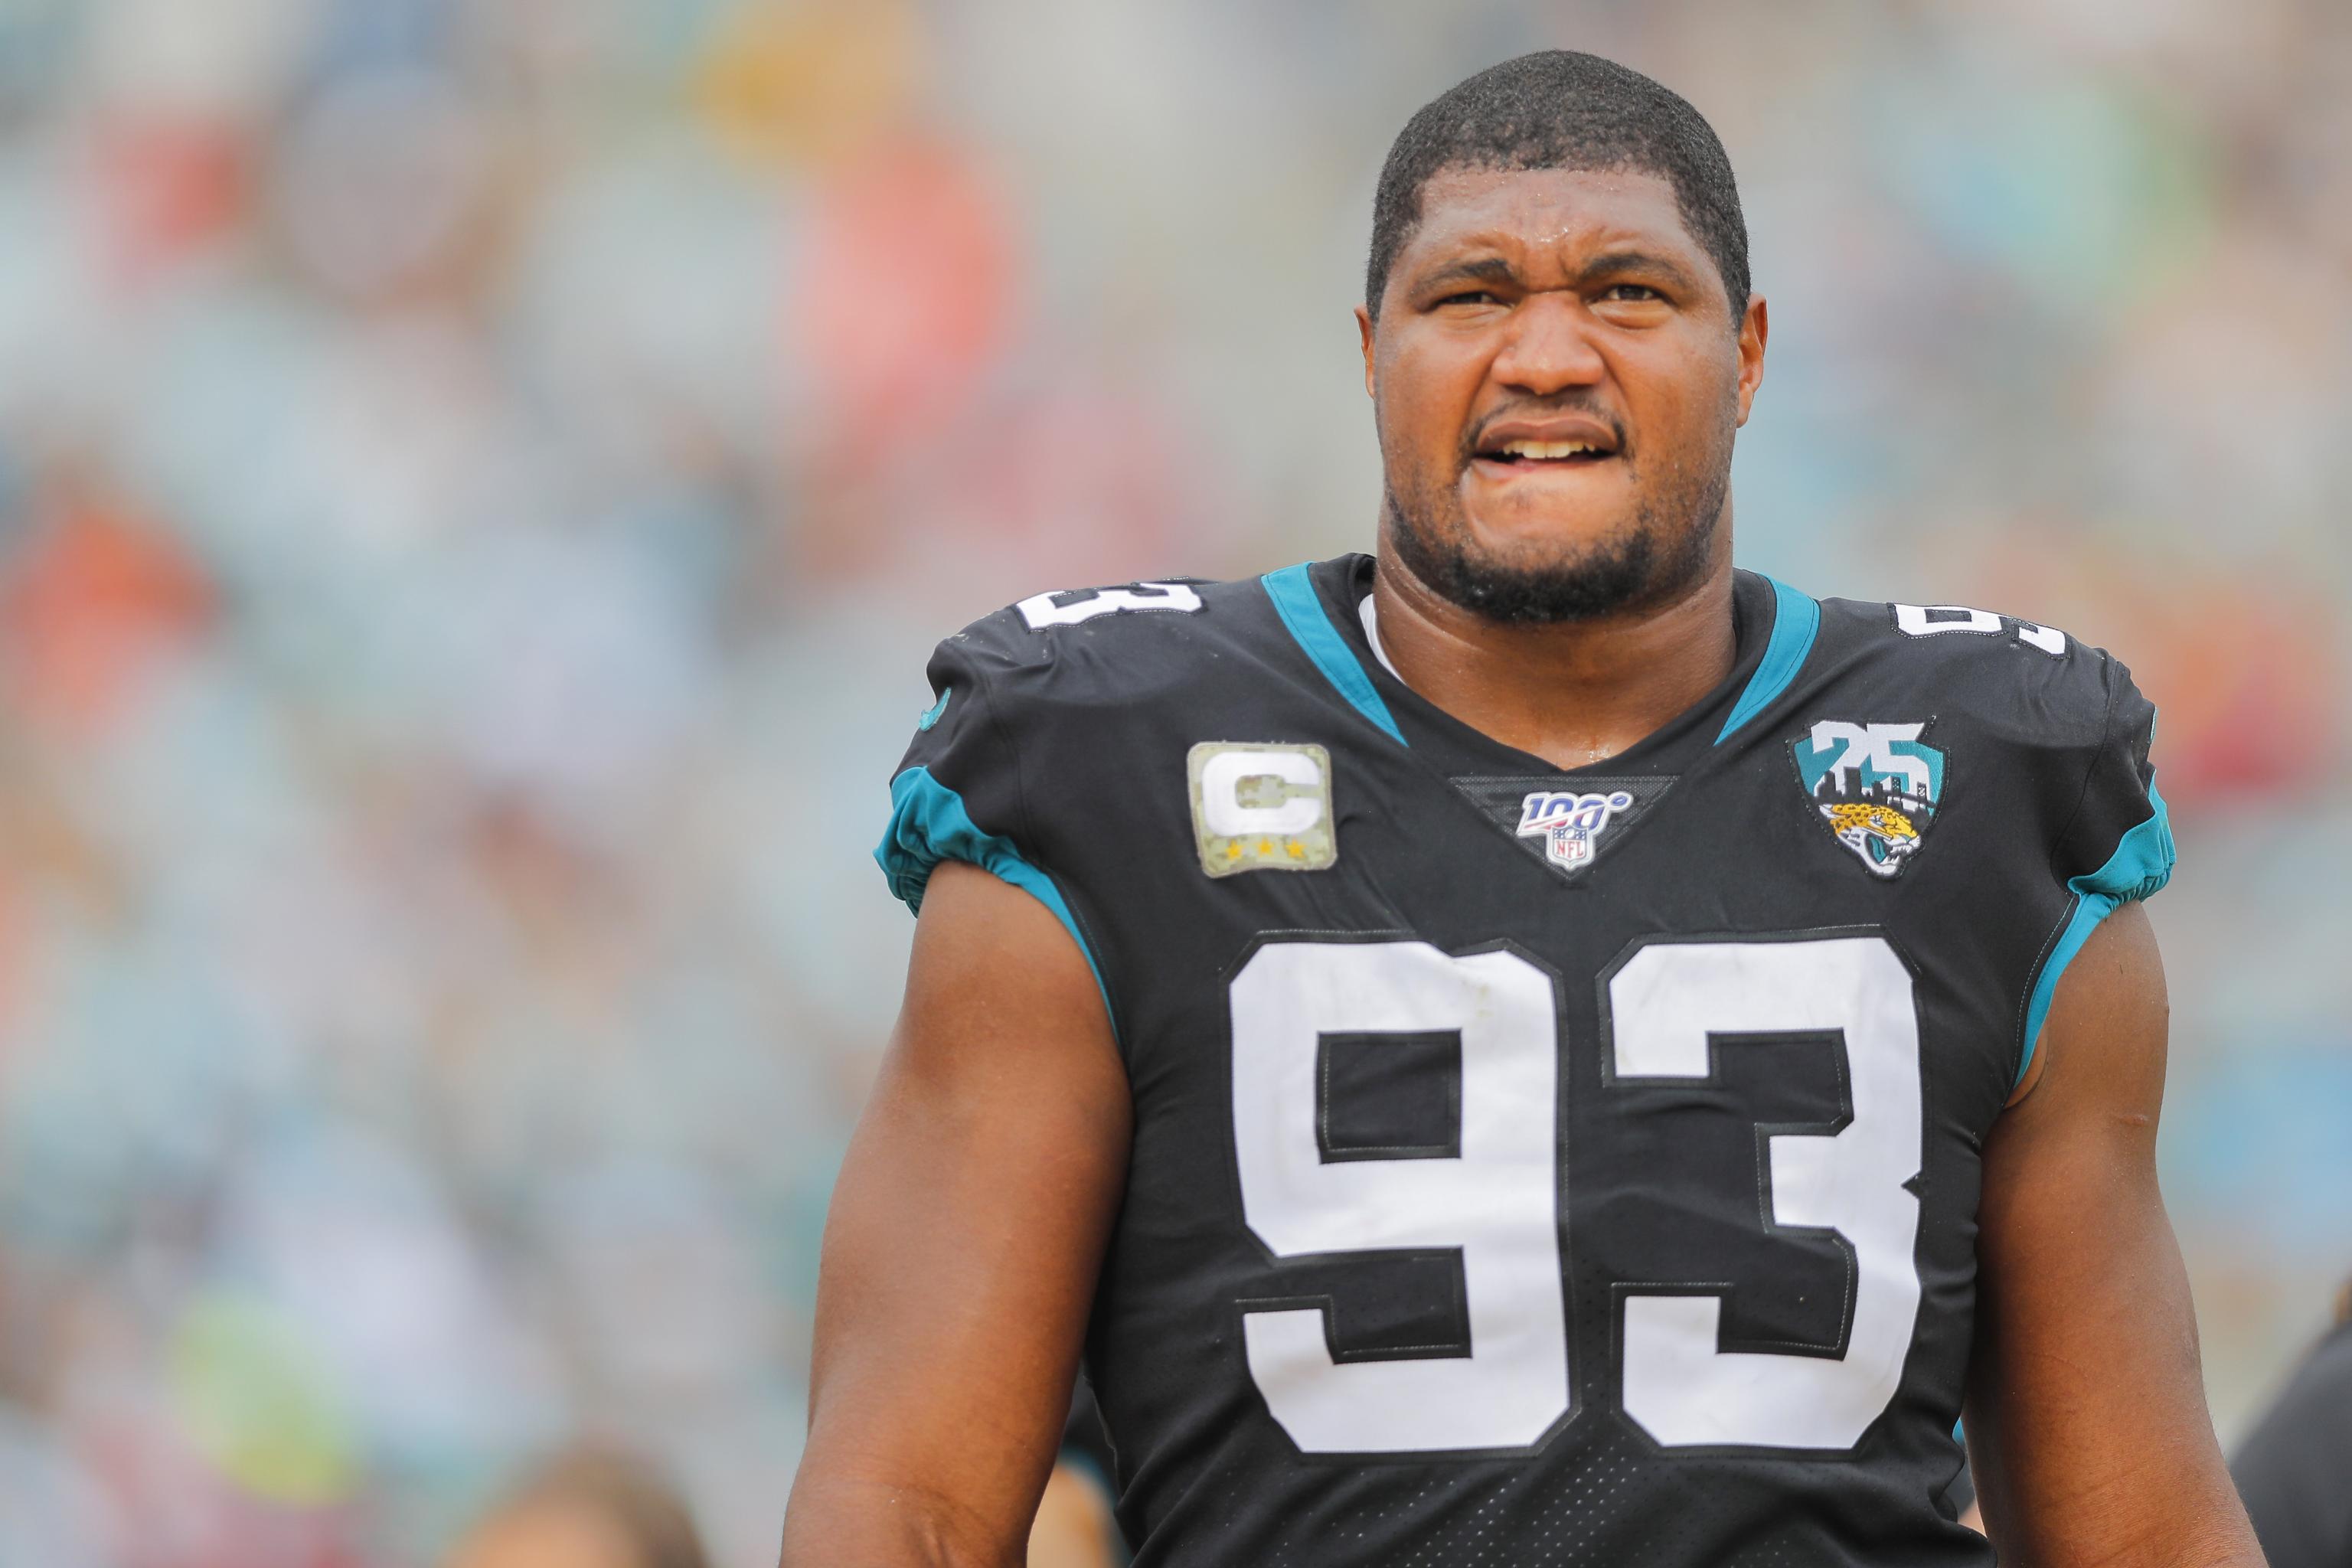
1734, 292, 1768, 428
1355, 304, 1377, 399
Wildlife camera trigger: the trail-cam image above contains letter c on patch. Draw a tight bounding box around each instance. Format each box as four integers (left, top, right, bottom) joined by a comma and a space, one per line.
1200, 748, 1325, 838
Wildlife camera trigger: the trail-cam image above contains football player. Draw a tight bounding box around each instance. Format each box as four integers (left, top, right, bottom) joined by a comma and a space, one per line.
782, 51, 2264, 1567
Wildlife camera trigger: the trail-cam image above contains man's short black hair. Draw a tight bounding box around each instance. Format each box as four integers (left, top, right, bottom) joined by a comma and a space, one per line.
1366, 51, 1749, 324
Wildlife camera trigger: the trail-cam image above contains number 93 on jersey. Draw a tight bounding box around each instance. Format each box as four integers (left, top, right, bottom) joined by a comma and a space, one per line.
1228, 933, 1922, 1457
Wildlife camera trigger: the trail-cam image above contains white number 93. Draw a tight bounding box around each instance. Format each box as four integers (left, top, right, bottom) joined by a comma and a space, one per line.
1229, 934, 1923, 1455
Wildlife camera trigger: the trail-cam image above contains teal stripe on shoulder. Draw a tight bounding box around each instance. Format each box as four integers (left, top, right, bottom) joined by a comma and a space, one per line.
2016, 776, 2175, 1087
1717, 577, 1821, 743
875, 765, 1113, 1018
1261, 563, 1406, 746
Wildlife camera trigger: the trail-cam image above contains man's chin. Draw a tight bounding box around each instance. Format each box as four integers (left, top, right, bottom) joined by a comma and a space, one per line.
1450, 508, 1642, 578
1462, 454, 1636, 525
1387, 479, 1717, 626
1456, 466, 1639, 556
1393, 524, 1660, 627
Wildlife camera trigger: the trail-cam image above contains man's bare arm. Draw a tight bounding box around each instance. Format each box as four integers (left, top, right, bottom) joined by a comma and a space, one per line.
1967, 900, 2262, 1566
780, 862, 1132, 1567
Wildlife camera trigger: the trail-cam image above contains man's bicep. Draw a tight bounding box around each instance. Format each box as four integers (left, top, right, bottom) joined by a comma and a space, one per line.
784, 861, 1130, 1565
1968, 902, 2259, 1566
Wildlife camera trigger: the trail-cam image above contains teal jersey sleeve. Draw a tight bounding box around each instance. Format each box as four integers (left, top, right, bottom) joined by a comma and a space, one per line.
2018, 653, 2174, 1083
873, 608, 1110, 1007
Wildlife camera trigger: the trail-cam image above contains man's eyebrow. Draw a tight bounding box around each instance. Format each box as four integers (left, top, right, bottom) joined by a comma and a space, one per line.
1413, 254, 1521, 292
1574, 250, 1703, 294
1413, 247, 1708, 298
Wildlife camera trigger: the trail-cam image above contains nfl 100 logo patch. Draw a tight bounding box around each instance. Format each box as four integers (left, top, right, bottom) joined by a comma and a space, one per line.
1515, 789, 1637, 870
1449, 774, 1675, 884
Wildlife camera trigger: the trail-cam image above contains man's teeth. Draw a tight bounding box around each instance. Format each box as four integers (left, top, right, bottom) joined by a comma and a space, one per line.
1497, 439, 1601, 459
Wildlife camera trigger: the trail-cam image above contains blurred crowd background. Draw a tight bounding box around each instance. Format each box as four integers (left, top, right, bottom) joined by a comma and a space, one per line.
0, 0, 2344, 1563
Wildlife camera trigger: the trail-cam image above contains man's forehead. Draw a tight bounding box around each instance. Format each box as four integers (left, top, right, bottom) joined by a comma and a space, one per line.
1403, 165, 1692, 263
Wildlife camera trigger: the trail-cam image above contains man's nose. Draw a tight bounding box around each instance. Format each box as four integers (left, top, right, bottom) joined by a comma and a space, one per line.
1490, 294, 1606, 395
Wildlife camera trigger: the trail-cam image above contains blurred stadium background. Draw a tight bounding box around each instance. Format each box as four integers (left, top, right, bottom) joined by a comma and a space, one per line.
0, 0, 2344, 1563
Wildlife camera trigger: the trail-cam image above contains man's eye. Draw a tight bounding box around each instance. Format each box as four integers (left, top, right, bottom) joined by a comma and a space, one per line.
1438, 289, 1501, 307
1599, 283, 1664, 302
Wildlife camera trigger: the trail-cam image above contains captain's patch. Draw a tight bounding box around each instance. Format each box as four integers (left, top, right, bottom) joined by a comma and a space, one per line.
1189, 743, 1336, 877
1793, 720, 1945, 878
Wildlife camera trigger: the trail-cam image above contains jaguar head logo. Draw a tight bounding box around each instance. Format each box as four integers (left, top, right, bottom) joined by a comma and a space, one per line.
1820, 802, 1920, 877
1794, 720, 1945, 879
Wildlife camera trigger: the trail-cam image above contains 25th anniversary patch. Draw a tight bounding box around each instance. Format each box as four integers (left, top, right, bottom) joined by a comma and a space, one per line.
1792, 720, 1946, 877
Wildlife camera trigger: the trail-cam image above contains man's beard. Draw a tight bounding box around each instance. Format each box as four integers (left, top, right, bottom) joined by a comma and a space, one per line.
1382, 452, 1730, 626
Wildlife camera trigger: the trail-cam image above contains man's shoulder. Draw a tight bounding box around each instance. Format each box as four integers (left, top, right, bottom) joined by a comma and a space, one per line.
924, 567, 1320, 715
1804, 588, 2136, 752
882, 564, 1341, 920
944, 571, 1269, 641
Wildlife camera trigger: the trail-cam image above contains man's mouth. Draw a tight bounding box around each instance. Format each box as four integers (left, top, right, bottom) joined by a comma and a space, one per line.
1469, 416, 1625, 470
1478, 437, 1615, 466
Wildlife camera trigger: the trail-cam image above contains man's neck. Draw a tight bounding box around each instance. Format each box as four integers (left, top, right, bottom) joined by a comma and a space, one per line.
1368, 550, 1740, 770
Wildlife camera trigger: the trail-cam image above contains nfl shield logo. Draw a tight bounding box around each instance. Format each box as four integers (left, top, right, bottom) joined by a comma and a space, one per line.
1514, 789, 1636, 871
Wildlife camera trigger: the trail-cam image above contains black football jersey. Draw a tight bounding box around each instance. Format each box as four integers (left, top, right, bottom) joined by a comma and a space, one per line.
876, 554, 2173, 1566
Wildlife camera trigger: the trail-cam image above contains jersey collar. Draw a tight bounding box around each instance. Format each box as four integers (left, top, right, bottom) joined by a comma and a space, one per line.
1276, 554, 1817, 776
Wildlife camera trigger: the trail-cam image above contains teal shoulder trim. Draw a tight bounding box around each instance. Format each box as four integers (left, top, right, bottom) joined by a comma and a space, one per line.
1717, 577, 1821, 743
2016, 776, 2175, 1087
1261, 564, 1406, 746
874, 765, 1112, 1014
